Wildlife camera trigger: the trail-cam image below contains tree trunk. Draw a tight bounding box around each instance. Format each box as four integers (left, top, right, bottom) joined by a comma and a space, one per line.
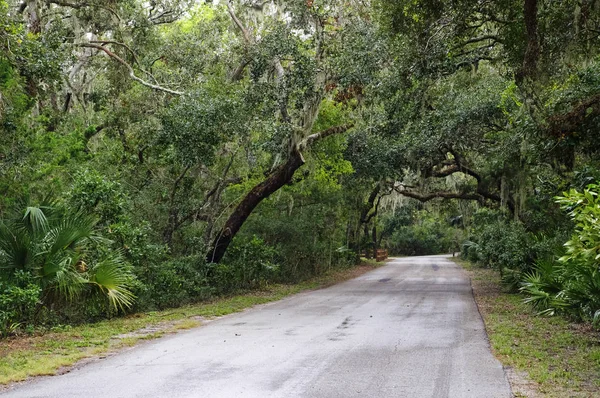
207, 149, 305, 263
521, 0, 539, 80
206, 124, 353, 263
371, 223, 377, 259
363, 222, 371, 258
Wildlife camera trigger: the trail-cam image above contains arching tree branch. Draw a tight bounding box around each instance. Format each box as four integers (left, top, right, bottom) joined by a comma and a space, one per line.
227, 2, 252, 44
394, 186, 483, 203
207, 124, 354, 263
48, 0, 122, 22
90, 40, 159, 84
546, 94, 600, 138
422, 149, 516, 213
302, 124, 354, 149
79, 43, 183, 95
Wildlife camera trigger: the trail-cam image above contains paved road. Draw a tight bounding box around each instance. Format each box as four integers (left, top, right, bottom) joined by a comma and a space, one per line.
1, 255, 512, 398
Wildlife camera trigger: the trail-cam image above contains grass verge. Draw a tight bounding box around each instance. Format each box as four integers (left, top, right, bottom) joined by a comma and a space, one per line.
453, 258, 600, 398
0, 261, 383, 386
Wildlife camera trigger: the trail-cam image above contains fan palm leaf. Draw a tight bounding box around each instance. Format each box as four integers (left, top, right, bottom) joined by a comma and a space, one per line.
0, 221, 31, 270
89, 254, 135, 311
52, 256, 87, 301
1, 205, 136, 310
22, 206, 49, 236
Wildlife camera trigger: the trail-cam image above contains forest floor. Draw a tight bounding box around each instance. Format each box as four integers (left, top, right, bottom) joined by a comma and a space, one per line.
454, 258, 600, 398
0, 260, 383, 386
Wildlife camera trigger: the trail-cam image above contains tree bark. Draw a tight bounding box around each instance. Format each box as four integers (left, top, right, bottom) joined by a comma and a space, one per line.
371, 223, 377, 260
360, 183, 381, 225
206, 124, 353, 263
207, 149, 305, 263
518, 0, 540, 83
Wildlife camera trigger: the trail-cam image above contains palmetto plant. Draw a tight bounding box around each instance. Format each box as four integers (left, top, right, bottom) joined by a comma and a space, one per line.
520, 185, 600, 325
519, 260, 569, 316
0, 206, 135, 311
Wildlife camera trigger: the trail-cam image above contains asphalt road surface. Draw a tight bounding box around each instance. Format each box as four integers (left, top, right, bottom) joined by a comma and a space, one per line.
1, 255, 512, 398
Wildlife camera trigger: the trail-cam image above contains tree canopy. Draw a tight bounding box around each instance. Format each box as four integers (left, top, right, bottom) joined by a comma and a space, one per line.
1, 0, 600, 332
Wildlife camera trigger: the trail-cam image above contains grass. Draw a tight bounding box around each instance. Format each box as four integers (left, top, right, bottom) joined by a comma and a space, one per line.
453, 258, 600, 398
0, 261, 382, 386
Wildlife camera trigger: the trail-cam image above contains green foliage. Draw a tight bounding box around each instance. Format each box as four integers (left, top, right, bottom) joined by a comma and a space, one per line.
461, 241, 481, 263
160, 86, 245, 167
461, 209, 552, 274
215, 236, 280, 293
520, 260, 569, 315
0, 205, 136, 322
387, 223, 454, 256
382, 208, 460, 256
3, 0, 600, 335
67, 169, 128, 225
518, 185, 600, 324
477, 219, 532, 271
136, 256, 211, 310
556, 184, 600, 265
0, 271, 41, 337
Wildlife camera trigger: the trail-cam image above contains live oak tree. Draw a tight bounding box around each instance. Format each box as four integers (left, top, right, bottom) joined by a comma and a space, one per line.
205, 1, 372, 263
3, 0, 600, 330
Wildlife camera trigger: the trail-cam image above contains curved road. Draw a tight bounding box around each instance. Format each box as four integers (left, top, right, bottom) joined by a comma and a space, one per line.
1, 255, 512, 398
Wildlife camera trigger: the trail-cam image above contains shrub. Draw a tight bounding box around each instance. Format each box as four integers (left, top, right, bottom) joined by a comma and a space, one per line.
67, 169, 128, 226
385, 217, 457, 256
0, 205, 136, 329
215, 236, 280, 293
137, 256, 212, 310
520, 184, 600, 324
0, 271, 41, 336
467, 243, 481, 263
477, 220, 532, 271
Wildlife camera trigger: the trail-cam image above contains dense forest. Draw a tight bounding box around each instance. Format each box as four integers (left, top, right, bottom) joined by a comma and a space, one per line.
1, 0, 600, 335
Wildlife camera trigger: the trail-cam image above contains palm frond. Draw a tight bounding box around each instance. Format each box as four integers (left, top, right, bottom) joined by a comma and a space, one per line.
90, 255, 135, 311
47, 213, 96, 255
520, 269, 569, 315
0, 221, 31, 270
52, 257, 86, 301
22, 207, 49, 235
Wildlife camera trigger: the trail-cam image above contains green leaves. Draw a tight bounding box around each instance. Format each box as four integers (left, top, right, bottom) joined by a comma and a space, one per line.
555, 184, 600, 265
0, 206, 136, 312
160, 86, 245, 167
516, 184, 600, 324
90, 255, 136, 311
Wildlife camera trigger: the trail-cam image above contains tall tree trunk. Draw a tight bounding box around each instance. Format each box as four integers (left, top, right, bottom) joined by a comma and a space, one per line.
24, 0, 41, 98
27, 0, 41, 34
521, 0, 540, 80
363, 222, 371, 258
206, 149, 305, 263
371, 223, 377, 258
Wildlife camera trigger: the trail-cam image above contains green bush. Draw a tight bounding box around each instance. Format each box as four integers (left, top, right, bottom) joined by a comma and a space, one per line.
467, 243, 481, 263
385, 217, 457, 256
477, 220, 533, 271
67, 169, 128, 226
137, 256, 212, 310
520, 184, 600, 325
215, 236, 280, 293
238, 201, 352, 281
0, 205, 136, 331
0, 271, 41, 336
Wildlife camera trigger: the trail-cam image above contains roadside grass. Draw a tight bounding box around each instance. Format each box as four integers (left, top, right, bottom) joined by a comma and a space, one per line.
0, 261, 383, 386
454, 258, 600, 398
